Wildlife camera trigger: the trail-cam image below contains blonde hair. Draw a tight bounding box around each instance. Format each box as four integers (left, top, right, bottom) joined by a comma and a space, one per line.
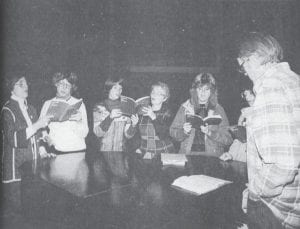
151, 81, 170, 100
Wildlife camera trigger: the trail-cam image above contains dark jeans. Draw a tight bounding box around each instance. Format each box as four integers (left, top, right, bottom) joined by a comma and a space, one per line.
247, 198, 284, 229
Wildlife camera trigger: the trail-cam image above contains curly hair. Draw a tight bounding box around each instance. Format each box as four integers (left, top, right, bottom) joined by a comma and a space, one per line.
52, 72, 78, 94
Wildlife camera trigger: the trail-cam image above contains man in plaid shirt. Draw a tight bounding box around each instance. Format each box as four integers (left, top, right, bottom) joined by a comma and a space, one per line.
237, 32, 300, 229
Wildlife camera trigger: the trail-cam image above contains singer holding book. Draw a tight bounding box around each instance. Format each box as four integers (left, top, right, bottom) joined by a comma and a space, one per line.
40, 72, 89, 154
135, 82, 175, 160
1, 73, 52, 216
170, 73, 232, 156
93, 77, 138, 178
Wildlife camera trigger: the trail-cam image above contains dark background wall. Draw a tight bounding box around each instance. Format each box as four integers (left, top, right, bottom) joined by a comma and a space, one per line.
1, 0, 300, 126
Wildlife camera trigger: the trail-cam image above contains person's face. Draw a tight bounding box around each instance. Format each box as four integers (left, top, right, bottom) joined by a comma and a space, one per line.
150, 86, 167, 106
196, 85, 211, 104
56, 79, 72, 99
237, 54, 264, 82
108, 83, 122, 100
12, 77, 28, 99
243, 90, 255, 106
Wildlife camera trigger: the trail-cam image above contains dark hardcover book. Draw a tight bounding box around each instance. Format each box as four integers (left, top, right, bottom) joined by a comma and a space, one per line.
229, 125, 247, 143
186, 114, 222, 128
46, 99, 83, 122
120, 96, 150, 117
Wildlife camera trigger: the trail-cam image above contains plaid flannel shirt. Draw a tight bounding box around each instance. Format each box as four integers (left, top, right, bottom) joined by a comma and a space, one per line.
247, 62, 300, 229
139, 110, 175, 155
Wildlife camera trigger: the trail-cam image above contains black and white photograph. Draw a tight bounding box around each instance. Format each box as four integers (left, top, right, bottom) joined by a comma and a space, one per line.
1, 0, 300, 228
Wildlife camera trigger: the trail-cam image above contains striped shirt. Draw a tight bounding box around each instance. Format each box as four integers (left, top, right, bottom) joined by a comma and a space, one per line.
246, 62, 300, 229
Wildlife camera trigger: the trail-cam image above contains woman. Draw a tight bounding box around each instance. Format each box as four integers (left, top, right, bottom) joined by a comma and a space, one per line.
93, 77, 138, 178
1, 74, 51, 213
40, 72, 89, 154
136, 82, 175, 159
170, 73, 232, 157
220, 87, 255, 162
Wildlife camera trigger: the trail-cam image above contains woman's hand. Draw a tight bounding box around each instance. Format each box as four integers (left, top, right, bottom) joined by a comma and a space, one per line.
110, 109, 122, 119
219, 152, 233, 161
200, 124, 211, 136
131, 114, 139, 127
39, 146, 56, 159
183, 122, 192, 135
141, 106, 156, 120
69, 111, 82, 121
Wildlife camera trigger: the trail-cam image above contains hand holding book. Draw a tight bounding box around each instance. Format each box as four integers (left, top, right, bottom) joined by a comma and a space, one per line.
186, 114, 222, 129
46, 99, 83, 122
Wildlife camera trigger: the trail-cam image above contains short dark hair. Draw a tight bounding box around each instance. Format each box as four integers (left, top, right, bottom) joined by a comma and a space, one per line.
238, 32, 283, 64
103, 77, 124, 97
5, 71, 26, 92
52, 72, 78, 94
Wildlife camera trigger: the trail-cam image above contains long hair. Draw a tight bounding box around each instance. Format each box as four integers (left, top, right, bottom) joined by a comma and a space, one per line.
190, 73, 218, 109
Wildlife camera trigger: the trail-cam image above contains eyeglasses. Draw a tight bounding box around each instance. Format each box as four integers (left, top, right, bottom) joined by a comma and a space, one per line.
15, 82, 28, 88
57, 82, 72, 89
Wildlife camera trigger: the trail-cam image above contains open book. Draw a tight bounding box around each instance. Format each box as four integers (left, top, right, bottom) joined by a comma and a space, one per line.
161, 153, 187, 167
186, 114, 222, 128
46, 99, 83, 122
119, 96, 150, 117
172, 174, 232, 196
229, 125, 247, 143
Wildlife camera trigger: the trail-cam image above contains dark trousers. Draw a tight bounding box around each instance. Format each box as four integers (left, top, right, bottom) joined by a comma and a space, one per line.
247, 198, 284, 229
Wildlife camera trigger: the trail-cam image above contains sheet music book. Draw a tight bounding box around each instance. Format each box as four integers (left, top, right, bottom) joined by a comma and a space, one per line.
161, 153, 187, 167
46, 99, 83, 122
172, 174, 232, 196
120, 96, 150, 116
186, 114, 222, 128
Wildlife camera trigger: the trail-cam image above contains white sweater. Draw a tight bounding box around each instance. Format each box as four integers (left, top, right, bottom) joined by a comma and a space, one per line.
40, 96, 89, 152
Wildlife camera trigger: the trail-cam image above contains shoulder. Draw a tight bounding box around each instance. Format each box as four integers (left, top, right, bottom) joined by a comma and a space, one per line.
69, 96, 83, 103
1, 100, 18, 114
214, 103, 227, 116
1, 100, 18, 121
42, 97, 55, 106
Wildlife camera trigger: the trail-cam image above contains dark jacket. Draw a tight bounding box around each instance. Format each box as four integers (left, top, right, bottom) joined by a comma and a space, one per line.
1, 99, 39, 183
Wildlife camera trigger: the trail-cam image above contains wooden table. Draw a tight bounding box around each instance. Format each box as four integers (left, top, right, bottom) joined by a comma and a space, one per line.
20, 151, 247, 229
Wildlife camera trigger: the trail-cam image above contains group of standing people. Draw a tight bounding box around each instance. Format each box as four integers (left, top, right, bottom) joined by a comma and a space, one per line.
1, 32, 300, 229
